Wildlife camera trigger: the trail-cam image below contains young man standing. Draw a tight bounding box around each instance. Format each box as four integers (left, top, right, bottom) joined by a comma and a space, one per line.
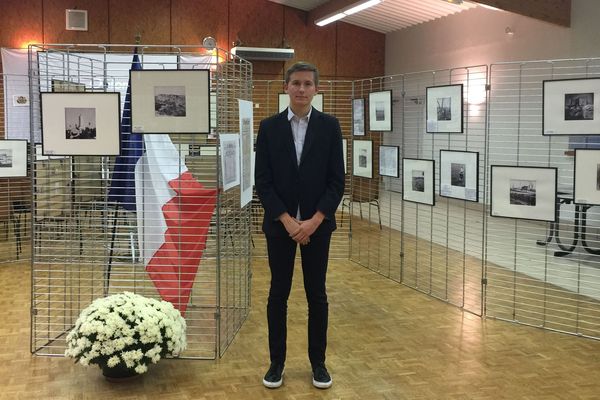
255, 62, 345, 389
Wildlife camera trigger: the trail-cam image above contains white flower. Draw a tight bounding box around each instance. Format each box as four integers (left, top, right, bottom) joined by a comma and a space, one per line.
107, 356, 120, 367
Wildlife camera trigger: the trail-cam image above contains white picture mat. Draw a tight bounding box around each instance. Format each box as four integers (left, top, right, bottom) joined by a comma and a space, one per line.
574, 149, 600, 205
0, 140, 27, 177
491, 166, 556, 222
403, 158, 435, 205
379, 146, 399, 177
219, 133, 240, 191
543, 78, 600, 135
131, 70, 210, 134
352, 140, 372, 178
238, 99, 254, 207
41, 93, 121, 156
426, 84, 463, 133
439, 150, 478, 201
342, 139, 347, 174
368, 91, 392, 131
278, 93, 323, 112
352, 98, 365, 136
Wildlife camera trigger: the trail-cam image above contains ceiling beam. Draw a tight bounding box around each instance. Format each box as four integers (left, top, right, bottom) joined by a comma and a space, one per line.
471, 0, 570, 27
308, 0, 571, 28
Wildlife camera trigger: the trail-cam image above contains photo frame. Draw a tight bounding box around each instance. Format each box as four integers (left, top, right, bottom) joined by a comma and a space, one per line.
439, 150, 479, 202
402, 158, 435, 206
342, 138, 348, 174
41, 92, 121, 156
574, 149, 600, 205
0, 140, 27, 177
12, 94, 29, 107
130, 69, 210, 134
490, 165, 557, 222
368, 90, 392, 132
52, 79, 86, 92
426, 84, 463, 133
543, 78, 600, 136
352, 140, 372, 178
278, 92, 323, 112
379, 145, 399, 178
352, 98, 365, 136
219, 133, 240, 191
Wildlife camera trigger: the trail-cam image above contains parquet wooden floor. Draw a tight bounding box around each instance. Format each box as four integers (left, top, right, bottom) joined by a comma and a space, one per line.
2, 256, 600, 399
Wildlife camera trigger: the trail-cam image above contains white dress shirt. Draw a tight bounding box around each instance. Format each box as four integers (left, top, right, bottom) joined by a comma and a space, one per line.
287, 107, 312, 219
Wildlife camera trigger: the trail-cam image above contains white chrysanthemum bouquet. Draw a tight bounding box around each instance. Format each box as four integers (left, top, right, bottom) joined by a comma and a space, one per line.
65, 291, 187, 378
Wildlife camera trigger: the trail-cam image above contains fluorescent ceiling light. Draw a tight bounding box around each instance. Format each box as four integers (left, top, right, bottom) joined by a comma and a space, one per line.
315, 0, 382, 26
478, 3, 501, 11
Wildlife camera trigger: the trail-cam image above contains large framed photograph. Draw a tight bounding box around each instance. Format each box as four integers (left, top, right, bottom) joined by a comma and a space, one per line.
0, 140, 27, 177
574, 149, 600, 205
352, 139, 372, 178
352, 98, 365, 136
403, 158, 435, 206
368, 90, 392, 131
543, 78, 600, 136
278, 93, 323, 112
379, 145, 399, 178
426, 84, 463, 133
490, 165, 557, 222
41, 92, 121, 156
439, 150, 479, 202
130, 70, 210, 134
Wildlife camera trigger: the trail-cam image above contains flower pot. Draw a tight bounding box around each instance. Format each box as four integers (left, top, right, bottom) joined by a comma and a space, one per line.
101, 364, 140, 382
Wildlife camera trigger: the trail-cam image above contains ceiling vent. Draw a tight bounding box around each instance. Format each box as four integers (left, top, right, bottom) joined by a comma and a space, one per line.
66, 9, 88, 31
230, 46, 294, 61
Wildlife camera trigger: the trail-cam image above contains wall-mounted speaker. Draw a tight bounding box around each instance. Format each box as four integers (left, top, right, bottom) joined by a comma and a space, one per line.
65, 9, 88, 31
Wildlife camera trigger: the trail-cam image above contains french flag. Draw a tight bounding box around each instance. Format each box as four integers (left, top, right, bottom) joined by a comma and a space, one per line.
109, 50, 217, 315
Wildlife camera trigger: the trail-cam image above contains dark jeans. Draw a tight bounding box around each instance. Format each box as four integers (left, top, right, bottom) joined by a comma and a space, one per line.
265, 233, 331, 366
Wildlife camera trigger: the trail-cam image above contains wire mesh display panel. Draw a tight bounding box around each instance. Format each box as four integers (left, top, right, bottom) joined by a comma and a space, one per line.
29, 44, 252, 358
251, 79, 352, 260
486, 59, 600, 339
351, 66, 487, 315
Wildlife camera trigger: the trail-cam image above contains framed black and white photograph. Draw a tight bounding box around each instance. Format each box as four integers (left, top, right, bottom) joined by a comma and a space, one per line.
352, 139, 372, 178
543, 78, 600, 135
278, 92, 323, 113
379, 145, 399, 178
439, 150, 479, 202
352, 98, 365, 136
402, 158, 435, 206
490, 165, 557, 222
574, 149, 600, 205
426, 84, 463, 133
219, 133, 240, 191
368, 90, 392, 131
52, 79, 86, 92
41, 92, 121, 156
130, 70, 210, 134
12, 94, 29, 107
342, 138, 348, 174
0, 140, 27, 177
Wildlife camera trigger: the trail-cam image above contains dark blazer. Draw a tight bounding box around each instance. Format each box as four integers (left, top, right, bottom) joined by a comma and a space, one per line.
255, 107, 345, 237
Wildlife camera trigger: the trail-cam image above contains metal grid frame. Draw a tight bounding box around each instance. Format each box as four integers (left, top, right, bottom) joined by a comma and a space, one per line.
350, 66, 487, 316
29, 44, 252, 358
485, 58, 600, 338
251, 79, 352, 260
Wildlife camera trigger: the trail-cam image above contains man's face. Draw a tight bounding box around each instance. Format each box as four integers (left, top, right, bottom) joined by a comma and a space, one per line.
284, 70, 318, 110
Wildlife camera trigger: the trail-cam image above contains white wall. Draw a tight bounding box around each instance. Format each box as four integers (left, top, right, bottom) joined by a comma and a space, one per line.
385, 0, 600, 75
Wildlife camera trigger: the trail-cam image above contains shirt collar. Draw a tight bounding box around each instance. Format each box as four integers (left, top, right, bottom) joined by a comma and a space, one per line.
287, 106, 312, 122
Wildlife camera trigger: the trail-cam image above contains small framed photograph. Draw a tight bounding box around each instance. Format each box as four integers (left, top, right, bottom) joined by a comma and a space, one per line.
278, 93, 323, 112
0, 140, 27, 177
342, 138, 348, 174
574, 149, 600, 205
543, 78, 600, 136
403, 158, 435, 205
352, 98, 365, 136
353, 139, 372, 178
12, 94, 30, 107
41, 92, 121, 156
52, 79, 86, 92
426, 84, 463, 133
490, 165, 557, 222
379, 145, 399, 178
439, 150, 479, 202
131, 69, 210, 134
219, 133, 240, 191
368, 90, 392, 131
